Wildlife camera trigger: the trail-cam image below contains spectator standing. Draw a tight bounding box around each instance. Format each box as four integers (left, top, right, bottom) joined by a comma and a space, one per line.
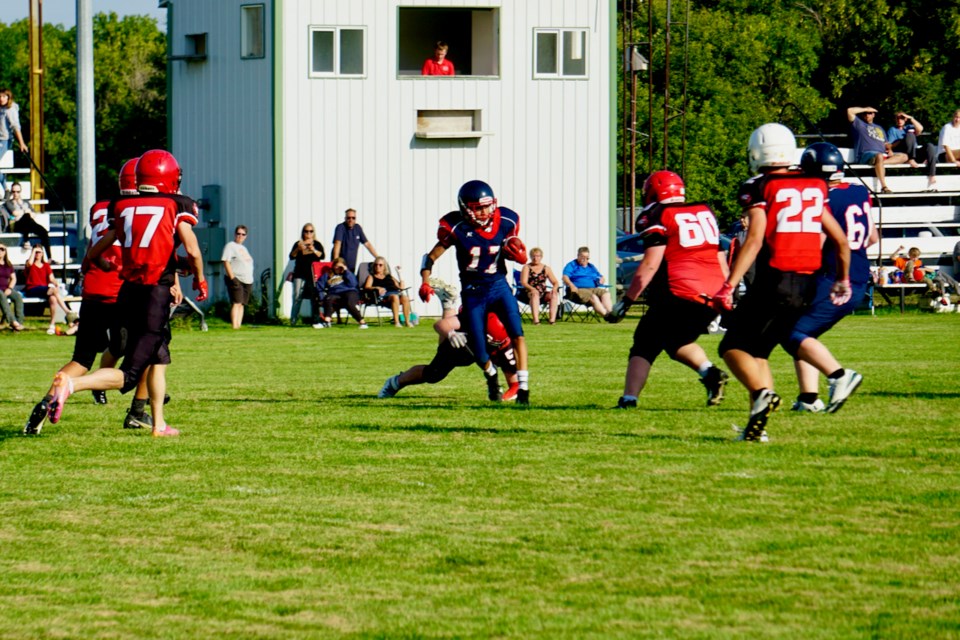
0, 245, 24, 330
5, 182, 52, 258
886, 112, 938, 191
0, 88, 28, 192
937, 109, 960, 169
520, 247, 560, 324
24, 245, 71, 335
421, 41, 454, 76
331, 208, 377, 273
847, 106, 907, 193
222, 225, 254, 329
316, 257, 367, 329
562, 246, 614, 316
289, 223, 324, 325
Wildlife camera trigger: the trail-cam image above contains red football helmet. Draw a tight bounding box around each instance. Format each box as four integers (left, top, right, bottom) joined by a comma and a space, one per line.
118, 157, 139, 194
136, 149, 182, 194
485, 312, 509, 349
642, 170, 685, 205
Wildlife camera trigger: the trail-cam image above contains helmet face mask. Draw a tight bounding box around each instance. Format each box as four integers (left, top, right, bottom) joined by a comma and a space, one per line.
642, 170, 685, 205
136, 149, 182, 194
747, 123, 797, 174
800, 142, 845, 181
458, 180, 497, 227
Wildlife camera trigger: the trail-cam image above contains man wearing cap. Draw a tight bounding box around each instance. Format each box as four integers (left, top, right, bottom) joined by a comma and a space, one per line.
847, 106, 908, 193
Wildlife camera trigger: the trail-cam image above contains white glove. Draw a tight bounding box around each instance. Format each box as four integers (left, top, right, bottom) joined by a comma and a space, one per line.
830, 278, 852, 306
447, 331, 468, 349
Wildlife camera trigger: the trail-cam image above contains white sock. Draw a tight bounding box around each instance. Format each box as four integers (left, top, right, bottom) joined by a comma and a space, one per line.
517, 370, 529, 390
484, 362, 497, 377
698, 361, 713, 377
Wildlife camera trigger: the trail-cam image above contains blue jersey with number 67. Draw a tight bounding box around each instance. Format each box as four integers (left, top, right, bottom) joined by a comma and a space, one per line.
437, 207, 521, 286
821, 182, 874, 285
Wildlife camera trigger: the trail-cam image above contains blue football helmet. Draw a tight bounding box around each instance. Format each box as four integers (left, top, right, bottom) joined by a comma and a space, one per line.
457, 180, 497, 226
800, 142, 845, 181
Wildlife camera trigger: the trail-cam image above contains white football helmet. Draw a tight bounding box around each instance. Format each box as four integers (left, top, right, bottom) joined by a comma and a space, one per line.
747, 123, 797, 173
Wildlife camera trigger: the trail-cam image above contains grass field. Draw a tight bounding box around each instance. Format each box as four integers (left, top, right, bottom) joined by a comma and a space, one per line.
2, 311, 959, 638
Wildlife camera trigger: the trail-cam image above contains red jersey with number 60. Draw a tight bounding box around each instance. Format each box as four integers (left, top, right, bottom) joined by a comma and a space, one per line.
739, 171, 827, 274
108, 193, 199, 285
637, 201, 725, 303
82, 200, 124, 302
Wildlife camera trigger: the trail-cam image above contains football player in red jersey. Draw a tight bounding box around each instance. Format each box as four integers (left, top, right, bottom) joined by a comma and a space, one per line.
606, 171, 731, 409
23, 158, 140, 435
45, 150, 207, 437
711, 124, 851, 441
378, 311, 520, 400
418, 180, 530, 404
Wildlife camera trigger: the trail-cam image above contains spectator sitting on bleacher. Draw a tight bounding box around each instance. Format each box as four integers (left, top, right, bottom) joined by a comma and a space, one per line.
937, 109, 960, 171
886, 112, 939, 192
0, 244, 24, 330
4, 182, 52, 260
848, 106, 908, 194
889, 245, 929, 283
24, 245, 71, 335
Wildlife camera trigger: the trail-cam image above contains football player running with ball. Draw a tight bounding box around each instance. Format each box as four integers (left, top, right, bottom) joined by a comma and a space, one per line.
419, 180, 530, 404
45, 150, 208, 437
378, 311, 520, 400
785, 142, 875, 414
710, 124, 851, 442
606, 171, 731, 409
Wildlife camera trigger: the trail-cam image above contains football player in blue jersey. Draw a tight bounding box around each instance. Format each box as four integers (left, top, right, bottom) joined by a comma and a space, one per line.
785, 142, 877, 414
419, 180, 530, 404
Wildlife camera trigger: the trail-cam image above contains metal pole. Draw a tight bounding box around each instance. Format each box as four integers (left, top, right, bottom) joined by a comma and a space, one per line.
663, 0, 671, 170
647, 0, 653, 174
630, 68, 637, 231
680, 0, 690, 179
76, 0, 96, 252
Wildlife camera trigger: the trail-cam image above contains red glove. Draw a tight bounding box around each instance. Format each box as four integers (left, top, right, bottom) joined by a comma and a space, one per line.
419, 282, 434, 303
709, 283, 735, 312
193, 279, 209, 302
502, 236, 528, 264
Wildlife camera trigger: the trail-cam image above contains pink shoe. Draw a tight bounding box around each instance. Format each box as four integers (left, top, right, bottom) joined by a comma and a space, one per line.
152, 425, 180, 437
47, 372, 74, 424
502, 382, 520, 402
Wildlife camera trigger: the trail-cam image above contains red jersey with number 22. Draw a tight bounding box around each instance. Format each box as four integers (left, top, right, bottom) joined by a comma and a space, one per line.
739, 171, 827, 274
82, 200, 124, 302
638, 201, 725, 303
108, 193, 199, 285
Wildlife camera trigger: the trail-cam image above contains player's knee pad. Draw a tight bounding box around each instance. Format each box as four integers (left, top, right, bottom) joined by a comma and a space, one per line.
421, 363, 447, 384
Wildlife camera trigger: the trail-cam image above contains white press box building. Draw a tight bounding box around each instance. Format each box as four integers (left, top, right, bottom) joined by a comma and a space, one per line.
162, 0, 615, 317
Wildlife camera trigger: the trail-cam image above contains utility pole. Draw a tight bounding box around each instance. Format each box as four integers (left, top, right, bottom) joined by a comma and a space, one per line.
28, 0, 44, 204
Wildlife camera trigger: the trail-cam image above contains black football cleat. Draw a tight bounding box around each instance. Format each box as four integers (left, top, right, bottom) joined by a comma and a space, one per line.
123, 411, 153, 430
24, 399, 49, 435
616, 396, 637, 409
92, 390, 108, 405
486, 372, 502, 402
516, 389, 529, 405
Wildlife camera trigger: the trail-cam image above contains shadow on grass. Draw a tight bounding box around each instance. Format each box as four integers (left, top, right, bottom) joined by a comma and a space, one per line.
864, 390, 960, 400
345, 423, 730, 443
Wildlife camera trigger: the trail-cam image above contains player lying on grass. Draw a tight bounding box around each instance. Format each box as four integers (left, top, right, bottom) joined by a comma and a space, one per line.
378, 311, 519, 401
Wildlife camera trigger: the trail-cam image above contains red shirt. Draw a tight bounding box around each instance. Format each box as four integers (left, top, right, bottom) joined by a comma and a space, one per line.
739, 171, 827, 274
422, 58, 454, 76
108, 192, 199, 285
25, 261, 52, 289
638, 201, 725, 303
82, 200, 124, 302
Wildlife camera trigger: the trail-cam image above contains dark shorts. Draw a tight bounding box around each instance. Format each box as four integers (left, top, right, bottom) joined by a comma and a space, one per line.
719, 270, 817, 360
423, 339, 518, 384
783, 276, 868, 356
629, 294, 717, 363
117, 282, 172, 394
71, 298, 121, 369
225, 277, 253, 305
25, 285, 50, 298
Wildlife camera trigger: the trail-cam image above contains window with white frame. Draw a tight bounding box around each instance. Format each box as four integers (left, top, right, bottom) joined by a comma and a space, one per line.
533, 29, 587, 78
241, 4, 265, 59
309, 26, 365, 77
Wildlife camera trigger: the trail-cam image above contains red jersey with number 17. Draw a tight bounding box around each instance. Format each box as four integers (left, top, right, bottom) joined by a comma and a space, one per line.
739, 171, 827, 274
637, 201, 725, 303
82, 200, 124, 302
108, 193, 199, 286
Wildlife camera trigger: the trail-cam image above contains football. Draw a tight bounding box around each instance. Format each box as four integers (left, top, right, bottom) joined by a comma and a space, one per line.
502, 236, 527, 264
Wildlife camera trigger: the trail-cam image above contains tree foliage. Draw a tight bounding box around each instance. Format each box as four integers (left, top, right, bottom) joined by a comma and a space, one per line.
619, 0, 960, 226
0, 13, 165, 208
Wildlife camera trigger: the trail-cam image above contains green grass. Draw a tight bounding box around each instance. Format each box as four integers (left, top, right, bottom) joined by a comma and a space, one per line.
2, 312, 959, 638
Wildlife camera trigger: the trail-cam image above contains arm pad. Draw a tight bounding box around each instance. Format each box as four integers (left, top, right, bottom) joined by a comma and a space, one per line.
420, 254, 434, 273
